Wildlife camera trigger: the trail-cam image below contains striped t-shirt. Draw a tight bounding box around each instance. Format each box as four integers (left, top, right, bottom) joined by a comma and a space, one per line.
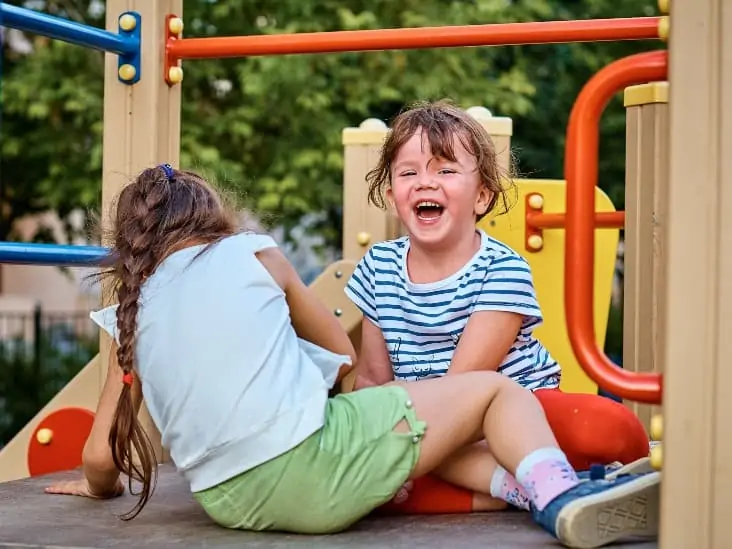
344, 230, 561, 390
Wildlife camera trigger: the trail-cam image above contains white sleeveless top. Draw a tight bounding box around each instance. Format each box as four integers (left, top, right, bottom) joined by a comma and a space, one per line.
90, 233, 351, 492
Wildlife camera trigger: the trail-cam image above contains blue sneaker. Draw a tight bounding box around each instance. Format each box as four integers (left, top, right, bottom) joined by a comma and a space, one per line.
531, 471, 660, 548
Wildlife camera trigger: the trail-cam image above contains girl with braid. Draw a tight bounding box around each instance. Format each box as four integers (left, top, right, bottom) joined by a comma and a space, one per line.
45, 164, 659, 548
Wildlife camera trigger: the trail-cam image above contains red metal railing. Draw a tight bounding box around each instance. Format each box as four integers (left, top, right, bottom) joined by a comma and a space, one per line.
527, 211, 624, 230
166, 17, 660, 60
564, 50, 667, 404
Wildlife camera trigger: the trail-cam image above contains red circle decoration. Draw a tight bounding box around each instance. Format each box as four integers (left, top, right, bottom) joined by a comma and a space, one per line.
27, 407, 95, 477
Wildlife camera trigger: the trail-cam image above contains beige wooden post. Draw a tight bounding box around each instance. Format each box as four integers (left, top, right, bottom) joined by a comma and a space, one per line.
622, 82, 668, 430
341, 108, 513, 262
659, 0, 732, 546
100, 0, 183, 463
464, 106, 513, 174
341, 119, 394, 261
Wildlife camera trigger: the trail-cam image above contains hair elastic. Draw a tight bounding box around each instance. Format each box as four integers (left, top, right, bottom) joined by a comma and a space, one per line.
159, 163, 175, 181
122, 371, 134, 386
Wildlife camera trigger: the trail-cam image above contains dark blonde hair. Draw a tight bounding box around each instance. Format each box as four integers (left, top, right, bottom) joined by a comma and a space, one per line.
100, 165, 239, 520
366, 100, 515, 220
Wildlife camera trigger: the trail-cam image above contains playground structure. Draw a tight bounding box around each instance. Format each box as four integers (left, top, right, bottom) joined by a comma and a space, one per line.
0, 0, 729, 547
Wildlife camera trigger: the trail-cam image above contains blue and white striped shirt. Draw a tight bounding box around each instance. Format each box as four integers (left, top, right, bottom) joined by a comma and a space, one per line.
345, 230, 561, 390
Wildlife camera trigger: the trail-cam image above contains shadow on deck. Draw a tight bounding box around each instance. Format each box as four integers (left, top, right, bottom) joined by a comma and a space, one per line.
0, 464, 657, 548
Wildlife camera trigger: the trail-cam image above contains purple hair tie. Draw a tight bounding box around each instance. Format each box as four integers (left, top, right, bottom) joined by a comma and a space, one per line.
159, 163, 175, 180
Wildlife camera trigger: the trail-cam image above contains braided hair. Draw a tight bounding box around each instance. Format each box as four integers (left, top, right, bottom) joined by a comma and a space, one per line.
104, 165, 238, 519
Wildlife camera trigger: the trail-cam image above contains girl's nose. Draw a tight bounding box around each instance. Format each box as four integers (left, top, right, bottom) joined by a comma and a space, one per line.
416, 175, 439, 190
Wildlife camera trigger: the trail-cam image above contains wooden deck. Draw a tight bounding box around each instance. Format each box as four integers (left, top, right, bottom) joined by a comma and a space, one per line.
0, 464, 658, 548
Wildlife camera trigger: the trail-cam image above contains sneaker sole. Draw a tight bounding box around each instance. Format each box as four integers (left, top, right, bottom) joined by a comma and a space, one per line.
605, 457, 655, 480
556, 471, 660, 549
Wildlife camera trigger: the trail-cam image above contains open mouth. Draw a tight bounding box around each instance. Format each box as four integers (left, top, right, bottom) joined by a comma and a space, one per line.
414, 201, 445, 221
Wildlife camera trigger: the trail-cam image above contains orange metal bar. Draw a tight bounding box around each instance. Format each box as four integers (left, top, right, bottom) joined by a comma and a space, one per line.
526, 211, 624, 229
565, 50, 667, 404
167, 17, 660, 60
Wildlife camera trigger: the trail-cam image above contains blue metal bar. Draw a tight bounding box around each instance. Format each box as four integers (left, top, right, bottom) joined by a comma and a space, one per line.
0, 3, 137, 56
0, 242, 110, 267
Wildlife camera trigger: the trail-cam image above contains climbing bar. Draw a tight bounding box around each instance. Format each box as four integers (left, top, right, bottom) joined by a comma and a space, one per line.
526, 211, 624, 230
166, 17, 661, 61
0, 242, 109, 267
1, 3, 136, 55
564, 49, 667, 405
0, 3, 142, 84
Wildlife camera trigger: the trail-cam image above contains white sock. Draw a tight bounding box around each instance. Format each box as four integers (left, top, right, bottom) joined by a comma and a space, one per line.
515, 447, 580, 511
489, 465, 530, 511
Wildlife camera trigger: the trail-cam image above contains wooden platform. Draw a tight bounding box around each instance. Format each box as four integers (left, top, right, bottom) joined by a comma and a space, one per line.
0, 464, 658, 548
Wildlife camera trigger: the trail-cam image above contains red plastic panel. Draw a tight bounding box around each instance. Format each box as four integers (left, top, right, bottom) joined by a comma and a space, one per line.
27, 407, 95, 477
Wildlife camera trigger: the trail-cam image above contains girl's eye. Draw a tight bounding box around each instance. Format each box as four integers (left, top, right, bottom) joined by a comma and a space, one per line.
438, 168, 456, 175
398, 170, 416, 177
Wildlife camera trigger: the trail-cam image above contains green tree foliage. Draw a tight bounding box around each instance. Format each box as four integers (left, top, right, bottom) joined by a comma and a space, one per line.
1, 0, 661, 249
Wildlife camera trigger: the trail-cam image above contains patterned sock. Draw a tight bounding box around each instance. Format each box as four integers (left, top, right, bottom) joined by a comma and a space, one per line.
490, 465, 530, 511
515, 447, 580, 512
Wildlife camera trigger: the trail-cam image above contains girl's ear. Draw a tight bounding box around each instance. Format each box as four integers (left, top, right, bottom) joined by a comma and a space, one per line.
475, 185, 493, 217
385, 187, 396, 210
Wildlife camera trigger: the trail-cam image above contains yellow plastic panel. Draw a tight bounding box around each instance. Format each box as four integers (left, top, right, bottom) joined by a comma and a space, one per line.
477, 179, 620, 394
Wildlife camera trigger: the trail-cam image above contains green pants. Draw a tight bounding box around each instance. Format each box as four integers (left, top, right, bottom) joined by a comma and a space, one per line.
193, 385, 426, 534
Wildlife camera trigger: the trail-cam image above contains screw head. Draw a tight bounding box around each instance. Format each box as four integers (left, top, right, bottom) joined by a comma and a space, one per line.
118, 13, 137, 31
527, 234, 544, 251
118, 64, 137, 81
356, 232, 371, 246
650, 414, 663, 441
528, 193, 544, 210
169, 17, 184, 35
36, 428, 53, 445
168, 66, 184, 84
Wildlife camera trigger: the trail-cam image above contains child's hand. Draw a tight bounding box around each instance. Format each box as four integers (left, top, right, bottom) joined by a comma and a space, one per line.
45, 478, 125, 499
354, 374, 379, 390
393, 480, 414, 504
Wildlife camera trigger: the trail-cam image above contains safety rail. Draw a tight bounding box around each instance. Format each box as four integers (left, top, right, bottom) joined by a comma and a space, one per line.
564, 50, 667, 405
0, 2, 141, 84
1, 3, 135, 55
526, 211, 624, 230
0, 243, 108, 267
166, 17, 661, 61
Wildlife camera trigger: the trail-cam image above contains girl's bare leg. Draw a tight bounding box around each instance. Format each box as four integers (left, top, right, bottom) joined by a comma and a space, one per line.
432, 440, 529, 511
394, 372, 557, 479
433, 441, 501, 494
473, 492, 508, 512
391, 371, 660, 549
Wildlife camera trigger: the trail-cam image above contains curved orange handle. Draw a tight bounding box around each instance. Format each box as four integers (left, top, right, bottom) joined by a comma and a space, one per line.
565, 50, 667, 404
